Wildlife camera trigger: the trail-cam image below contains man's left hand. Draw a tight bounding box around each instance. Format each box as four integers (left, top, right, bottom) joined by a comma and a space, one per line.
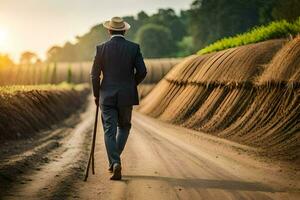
94, 97, 99, 106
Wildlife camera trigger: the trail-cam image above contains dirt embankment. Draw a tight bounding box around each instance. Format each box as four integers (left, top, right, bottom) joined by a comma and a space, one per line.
0, 84, 90, 141
138, 37, 300, 163
138, 58, 183, 99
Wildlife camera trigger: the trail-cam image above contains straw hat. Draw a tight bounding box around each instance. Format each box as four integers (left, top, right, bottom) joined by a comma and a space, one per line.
103, 17, 131, 31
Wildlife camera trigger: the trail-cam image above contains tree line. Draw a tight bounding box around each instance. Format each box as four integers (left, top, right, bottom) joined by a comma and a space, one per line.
32, 0, 300, 62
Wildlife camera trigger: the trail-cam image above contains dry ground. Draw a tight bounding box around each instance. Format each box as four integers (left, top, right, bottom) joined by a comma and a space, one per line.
0, 97, 299, 200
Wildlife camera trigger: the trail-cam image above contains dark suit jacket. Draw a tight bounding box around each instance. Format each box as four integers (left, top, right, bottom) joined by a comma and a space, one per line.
90, 36, 147, 106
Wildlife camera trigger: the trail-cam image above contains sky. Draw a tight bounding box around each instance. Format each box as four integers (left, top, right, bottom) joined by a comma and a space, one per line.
0, 0, 193, 62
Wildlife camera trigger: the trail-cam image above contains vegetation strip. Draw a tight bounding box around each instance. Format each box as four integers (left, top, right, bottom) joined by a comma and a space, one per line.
198, 18, 300, 55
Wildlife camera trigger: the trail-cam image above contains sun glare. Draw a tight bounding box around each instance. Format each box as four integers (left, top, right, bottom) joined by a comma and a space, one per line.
0, 28, 8, 47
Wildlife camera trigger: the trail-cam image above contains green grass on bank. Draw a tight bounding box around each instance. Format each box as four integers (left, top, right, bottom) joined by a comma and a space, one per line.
198, 18, 300, 55
0, 82, 88, 94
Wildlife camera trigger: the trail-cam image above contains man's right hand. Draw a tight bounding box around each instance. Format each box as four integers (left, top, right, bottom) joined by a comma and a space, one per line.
94, 97, 99, 107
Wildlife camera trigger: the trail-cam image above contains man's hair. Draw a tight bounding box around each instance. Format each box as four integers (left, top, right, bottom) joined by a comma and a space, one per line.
109, 30, 126, 35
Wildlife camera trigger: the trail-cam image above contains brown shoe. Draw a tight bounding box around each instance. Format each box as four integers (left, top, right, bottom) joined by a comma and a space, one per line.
108, 166, 113, 173
110, 163, 122, 180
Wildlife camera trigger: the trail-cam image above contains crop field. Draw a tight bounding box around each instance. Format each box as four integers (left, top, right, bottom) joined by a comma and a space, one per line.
142, 58, 182, 84
0, 58, 181, 86
0, 58, 180, 101
0, 62, 91, 85
0, 83, 89, 141
138, 36, 300, 161
139, 58, 182, 98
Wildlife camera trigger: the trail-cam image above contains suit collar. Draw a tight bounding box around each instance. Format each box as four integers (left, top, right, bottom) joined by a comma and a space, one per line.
110, 35, 125, 41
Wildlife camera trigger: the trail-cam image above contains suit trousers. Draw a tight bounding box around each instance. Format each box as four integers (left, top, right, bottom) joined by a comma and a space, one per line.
100, 104, 132, 168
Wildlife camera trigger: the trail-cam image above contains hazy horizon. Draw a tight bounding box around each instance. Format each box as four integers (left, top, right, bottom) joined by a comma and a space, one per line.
0, 0, 193, 62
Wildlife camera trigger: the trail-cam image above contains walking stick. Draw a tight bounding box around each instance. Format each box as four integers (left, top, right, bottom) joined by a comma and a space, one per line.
84, 105, 99, 181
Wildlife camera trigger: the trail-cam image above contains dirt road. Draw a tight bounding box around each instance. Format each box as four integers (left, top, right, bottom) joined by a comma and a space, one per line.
0, 99, 299, 200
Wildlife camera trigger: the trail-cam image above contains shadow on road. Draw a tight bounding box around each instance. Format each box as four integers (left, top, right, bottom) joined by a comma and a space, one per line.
122, 175, 280, 193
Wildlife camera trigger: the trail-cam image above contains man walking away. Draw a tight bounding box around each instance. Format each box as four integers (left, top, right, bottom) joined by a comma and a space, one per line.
90, 17, 147, 180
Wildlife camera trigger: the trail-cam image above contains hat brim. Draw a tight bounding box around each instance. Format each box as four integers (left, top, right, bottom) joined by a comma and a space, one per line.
103, 21, 131, 31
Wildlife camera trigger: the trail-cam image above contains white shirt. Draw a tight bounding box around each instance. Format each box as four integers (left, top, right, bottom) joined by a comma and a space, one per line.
111, 34, 125, 39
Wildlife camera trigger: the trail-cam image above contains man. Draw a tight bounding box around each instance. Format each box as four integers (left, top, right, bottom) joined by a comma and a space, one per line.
90, 17, 147, 180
